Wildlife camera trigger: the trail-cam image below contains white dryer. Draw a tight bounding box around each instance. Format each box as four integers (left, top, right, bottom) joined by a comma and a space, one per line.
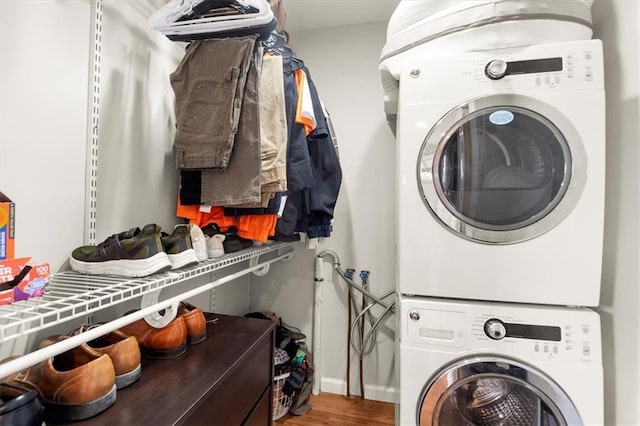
398, 297, 603, 426
395, 39, 605, 306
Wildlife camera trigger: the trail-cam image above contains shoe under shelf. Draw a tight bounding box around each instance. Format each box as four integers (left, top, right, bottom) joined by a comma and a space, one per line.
0, 242, 296, 379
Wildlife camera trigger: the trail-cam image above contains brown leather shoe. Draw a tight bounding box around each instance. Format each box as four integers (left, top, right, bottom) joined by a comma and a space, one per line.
2, 345, 116, 422
120, 315, 187, 359
40, 326, 141, 389
178, 302, 206, 344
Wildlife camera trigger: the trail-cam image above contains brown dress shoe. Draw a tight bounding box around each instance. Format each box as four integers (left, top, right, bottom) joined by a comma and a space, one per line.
178, 302, 206, 344
3, 345, 116, 422
120, 315, 187, 359
40, 326, 141, 389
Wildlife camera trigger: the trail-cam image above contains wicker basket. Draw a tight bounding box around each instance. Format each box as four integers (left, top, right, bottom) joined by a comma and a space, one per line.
272, 372, 293, 421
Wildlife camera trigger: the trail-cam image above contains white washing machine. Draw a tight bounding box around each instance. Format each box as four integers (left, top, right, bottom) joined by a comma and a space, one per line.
398, 297, 603, 425
395, 39, 605, 306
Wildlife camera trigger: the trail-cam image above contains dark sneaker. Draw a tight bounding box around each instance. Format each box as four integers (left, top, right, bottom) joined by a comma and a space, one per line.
161, 224, 199, 270
70, 224, 172, 278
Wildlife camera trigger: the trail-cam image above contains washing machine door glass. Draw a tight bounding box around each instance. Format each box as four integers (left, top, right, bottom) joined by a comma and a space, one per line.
418, 94, 586, 244
418, 357, 582, 426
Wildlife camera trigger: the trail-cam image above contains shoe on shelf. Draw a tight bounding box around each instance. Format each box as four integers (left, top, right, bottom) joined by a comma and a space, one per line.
161, 224, 199, 270
202, 224, 251, 254
201, 223, 225, 258
189, 223, 208, 262
39, 326, 141, 389
206, 234, 226, 258
178, 302, 206, 344
222, 226, 253, 253
69, 224, 172, 278
120, 313, 187, 359
0, 382, 44, 426
1, 346, 116, 422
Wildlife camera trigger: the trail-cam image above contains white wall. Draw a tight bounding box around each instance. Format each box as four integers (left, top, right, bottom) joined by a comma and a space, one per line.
96, 1, 185, 240
251, 22, 398, 402
592, 1, 640, 425
0, 0, 91, 271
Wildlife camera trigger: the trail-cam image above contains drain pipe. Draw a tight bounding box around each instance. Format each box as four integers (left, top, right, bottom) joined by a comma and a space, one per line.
313, 253, 325, 395
314, 250, 396, 396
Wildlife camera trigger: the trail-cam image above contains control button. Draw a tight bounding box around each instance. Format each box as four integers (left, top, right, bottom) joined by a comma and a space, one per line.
534, 344, 540, 352
545, 76, 551, 84
485, 59, 508, 80
555, 75, 560, 84
535, 77, 541, 86
582, 326, 590, 334
484, 319, 507, 340
585, 71, 593, 81
553, 346, 559, 354
585, 52, 592, 60
566, 345, 572, 351
583, 346, 591, 356
544, 345, 549, 353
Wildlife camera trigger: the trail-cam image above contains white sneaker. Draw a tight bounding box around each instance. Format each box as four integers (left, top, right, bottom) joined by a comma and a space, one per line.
206, 234, 226, 258
189, 223, 208, 262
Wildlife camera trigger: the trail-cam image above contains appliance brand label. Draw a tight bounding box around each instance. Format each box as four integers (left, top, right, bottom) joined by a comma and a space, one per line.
489, 110, 514, 125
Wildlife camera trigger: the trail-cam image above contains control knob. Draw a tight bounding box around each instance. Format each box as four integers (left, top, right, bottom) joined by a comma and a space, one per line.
484, 318, 507, 340
485, 59, 508, 80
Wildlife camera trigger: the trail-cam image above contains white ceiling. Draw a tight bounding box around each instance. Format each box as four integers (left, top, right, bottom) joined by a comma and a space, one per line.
282, 0, 400, 32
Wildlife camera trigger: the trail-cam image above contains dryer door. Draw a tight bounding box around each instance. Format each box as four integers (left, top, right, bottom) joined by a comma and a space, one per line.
418, 94, 586, 244
418, 356, 582, 426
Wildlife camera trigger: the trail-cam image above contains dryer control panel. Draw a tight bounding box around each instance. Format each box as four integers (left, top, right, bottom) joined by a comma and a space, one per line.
474, 41, 603, 92
400, 39, 605, 103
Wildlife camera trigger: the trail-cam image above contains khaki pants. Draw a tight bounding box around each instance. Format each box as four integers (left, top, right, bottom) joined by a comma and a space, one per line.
171, 36, 256, 170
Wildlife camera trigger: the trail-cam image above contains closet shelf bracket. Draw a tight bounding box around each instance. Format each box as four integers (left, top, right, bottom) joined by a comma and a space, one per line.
250, 245, 294, 276
140, 290, 179, 327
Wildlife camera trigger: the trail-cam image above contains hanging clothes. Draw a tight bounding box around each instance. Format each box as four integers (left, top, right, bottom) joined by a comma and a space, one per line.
171, 36, 256, 170
200, 46, 263, 205
302, 68, 342, 238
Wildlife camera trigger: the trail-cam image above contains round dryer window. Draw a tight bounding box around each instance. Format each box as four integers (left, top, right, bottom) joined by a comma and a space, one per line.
418, 356, 582, 426
418, 94, 586, 244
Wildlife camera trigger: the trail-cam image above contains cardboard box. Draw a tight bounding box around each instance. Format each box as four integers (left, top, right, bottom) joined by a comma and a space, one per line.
0, 191, 16, 260
0, 257, 49, 306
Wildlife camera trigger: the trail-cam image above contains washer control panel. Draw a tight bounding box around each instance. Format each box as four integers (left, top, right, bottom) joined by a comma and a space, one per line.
472, 313, 598, 364
401, 299, 602, 365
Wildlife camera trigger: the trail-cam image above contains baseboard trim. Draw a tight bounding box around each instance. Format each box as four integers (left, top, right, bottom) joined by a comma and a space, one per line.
320, 377, 398, 404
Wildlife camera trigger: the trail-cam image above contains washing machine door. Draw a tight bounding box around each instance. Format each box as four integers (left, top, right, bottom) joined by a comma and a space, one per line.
418, 356, 581, 426
418, 94, 586, 244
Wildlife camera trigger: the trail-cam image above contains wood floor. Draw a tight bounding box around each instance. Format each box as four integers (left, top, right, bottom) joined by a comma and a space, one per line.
275, 392, 395, 425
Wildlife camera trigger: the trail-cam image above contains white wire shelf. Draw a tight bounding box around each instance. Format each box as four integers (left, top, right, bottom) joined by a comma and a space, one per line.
0, 242, 295, 344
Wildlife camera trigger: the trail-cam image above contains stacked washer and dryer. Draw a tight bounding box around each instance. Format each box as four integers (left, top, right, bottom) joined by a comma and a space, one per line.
379, 1, 605, 425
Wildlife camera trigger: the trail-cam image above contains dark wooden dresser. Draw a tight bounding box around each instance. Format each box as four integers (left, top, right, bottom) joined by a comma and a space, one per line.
62, 313, 275, 426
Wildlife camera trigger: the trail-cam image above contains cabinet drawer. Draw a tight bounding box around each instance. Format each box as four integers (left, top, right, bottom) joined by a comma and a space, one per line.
243, 385, 272, 425
182, 334, 272, 424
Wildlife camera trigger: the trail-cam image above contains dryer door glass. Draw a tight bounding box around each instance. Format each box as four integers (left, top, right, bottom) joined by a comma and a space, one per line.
418, 95, 585, 244
436, 107, 570, 230
418, 357, 582, 426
